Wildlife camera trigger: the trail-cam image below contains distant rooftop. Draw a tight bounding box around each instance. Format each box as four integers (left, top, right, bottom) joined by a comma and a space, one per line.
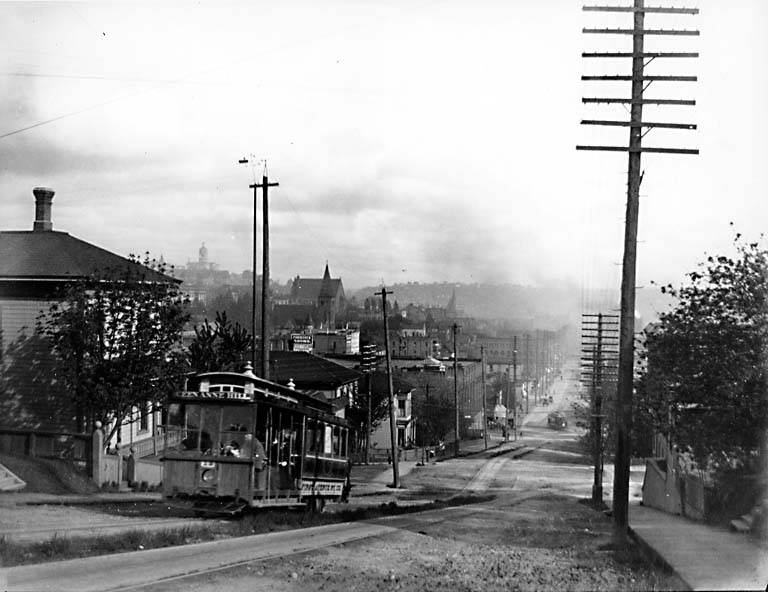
266, 350, 362, 389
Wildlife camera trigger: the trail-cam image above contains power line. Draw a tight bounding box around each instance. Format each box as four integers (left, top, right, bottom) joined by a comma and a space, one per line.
0, 0, 440, 142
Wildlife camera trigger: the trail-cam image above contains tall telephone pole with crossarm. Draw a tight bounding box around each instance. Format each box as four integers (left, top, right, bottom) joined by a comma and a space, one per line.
577, 0, 699, 544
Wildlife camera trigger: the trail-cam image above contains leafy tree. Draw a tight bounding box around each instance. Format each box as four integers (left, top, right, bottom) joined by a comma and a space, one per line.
346, 371, 396, 452
636, 231, 768, 475
403, 373, 457, 446
188, 311, 252, 373
412, 391, 456, 446
38, 255, 189, 444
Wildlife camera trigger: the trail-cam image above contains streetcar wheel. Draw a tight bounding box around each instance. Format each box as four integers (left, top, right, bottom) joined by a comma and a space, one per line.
307, 496, 326, 513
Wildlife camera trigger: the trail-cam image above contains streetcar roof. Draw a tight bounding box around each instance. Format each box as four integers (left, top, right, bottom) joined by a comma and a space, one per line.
177, 370, 335, 414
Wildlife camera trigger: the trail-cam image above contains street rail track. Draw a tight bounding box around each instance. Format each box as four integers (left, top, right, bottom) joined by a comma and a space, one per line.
3, 498, 506, 592
110, 499, 544, 592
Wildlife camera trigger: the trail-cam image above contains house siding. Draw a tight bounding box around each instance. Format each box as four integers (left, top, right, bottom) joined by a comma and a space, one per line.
0, 298, 76, 431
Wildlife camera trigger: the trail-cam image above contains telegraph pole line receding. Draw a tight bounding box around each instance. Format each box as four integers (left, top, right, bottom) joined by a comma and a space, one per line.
512, 335, 518, 441
481, 346, 488, 450
360, 344, 377, 465
525, 333, 531, 405
376, 288, 399, 488
577, 0, 698, 543
581, 313, 619, 507
452, 323, 461, 457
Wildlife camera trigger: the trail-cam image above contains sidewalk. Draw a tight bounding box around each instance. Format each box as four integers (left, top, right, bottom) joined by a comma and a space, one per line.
0, 491, 162, 507
350, 438, 528, 497
629, 502, 768, 591
350, 460, 420, 496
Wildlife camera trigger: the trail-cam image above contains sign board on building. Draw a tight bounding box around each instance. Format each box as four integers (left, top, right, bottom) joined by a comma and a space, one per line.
291, 333, 313, 352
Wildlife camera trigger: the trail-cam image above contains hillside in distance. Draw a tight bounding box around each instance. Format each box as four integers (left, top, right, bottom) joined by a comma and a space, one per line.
349, 281, 671, 329
350, 282, 581, 329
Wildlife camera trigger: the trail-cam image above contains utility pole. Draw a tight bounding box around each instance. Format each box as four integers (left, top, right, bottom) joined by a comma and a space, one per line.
240, 157, 259, 367
481, 346, 488, 450
547, 332, 553, 393
237, 158, 264, 370
581, 313, 619, 507
577, 0, 698, 543
252, 172, 279, 380
504, 361, 511, 443
512, 335, 518, 441
376, 288, 399, 488
452, 323, 460, 456
592, 323, 603, 505
360, 344, 377, 465
534, 330, 540, 406
525, 333, 531, 406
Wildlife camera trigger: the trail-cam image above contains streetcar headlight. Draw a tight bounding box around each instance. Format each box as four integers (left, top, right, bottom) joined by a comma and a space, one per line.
201, 469, 216, 483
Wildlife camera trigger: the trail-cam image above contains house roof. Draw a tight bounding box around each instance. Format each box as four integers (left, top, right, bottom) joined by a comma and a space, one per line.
267, 351, 362, 389
0, 231, 176, 283
370, 371, 414, 395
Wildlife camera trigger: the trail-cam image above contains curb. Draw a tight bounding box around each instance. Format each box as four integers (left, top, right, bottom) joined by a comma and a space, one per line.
22, 493, 164, 506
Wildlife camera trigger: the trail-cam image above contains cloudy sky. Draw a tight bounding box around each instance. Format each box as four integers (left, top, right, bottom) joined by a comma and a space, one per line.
1, 1, 766, 298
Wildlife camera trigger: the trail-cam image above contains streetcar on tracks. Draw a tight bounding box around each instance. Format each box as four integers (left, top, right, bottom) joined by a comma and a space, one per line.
161, 365, 351, 513
546, 411, 567, 430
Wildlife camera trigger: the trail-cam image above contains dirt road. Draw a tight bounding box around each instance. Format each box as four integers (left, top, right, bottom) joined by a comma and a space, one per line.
3, 369, 664, 591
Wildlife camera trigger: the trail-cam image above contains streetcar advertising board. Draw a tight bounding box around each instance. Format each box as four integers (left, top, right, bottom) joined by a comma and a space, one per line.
301, 481, 343, 496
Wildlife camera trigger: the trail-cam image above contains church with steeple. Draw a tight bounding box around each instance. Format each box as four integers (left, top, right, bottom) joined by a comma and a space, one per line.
274, 263, 346, 329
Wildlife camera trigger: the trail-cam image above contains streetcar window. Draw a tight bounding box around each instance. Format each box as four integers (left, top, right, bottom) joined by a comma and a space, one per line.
306, 419, 321, 454
199, 406, 220, 455
332, 426, 341, 457
220, 406, 252, 457
323, 425, 332, 455
263, 409, 301, 491
254, 404, 268, 454
179, 405, 203, 452
167, 403, 184, 427
165, 403, 189, 453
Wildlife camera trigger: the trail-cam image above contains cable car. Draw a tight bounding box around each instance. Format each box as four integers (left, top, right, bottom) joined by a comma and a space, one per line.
161, 364, 350, 512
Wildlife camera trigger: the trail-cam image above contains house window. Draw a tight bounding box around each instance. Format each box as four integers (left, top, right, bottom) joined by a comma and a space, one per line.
139, 403, 149, 432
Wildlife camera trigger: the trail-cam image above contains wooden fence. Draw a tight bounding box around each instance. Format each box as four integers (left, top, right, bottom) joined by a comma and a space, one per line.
128, 428, 179, 459
0, 428, 91, 468
0, 427, 176, 486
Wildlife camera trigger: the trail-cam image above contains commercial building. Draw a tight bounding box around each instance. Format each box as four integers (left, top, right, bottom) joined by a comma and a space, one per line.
314, 329, 360, 355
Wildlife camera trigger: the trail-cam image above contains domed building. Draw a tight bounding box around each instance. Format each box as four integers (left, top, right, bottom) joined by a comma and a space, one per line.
174, 242, 233, 303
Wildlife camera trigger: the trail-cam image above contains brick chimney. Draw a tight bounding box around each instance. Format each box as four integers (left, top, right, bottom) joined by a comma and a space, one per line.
33, 187, 55, 232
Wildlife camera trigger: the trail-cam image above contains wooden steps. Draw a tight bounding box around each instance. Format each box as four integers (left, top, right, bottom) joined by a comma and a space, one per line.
0, 462, 27, 492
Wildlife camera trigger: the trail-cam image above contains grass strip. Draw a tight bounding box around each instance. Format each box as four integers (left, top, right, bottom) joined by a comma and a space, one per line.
0, 494, 492, 567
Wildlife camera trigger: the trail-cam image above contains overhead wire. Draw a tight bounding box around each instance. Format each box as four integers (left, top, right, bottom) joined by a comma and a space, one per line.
0, 0, 438, 142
